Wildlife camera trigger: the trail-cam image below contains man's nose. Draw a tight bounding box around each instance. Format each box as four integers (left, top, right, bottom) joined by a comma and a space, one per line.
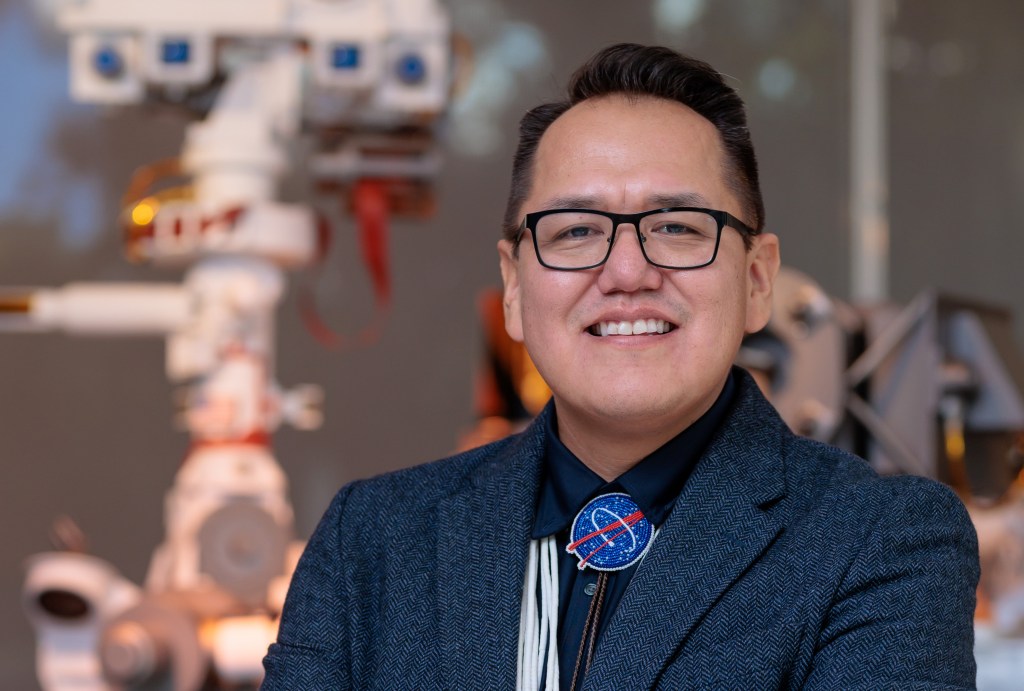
596, 225, 663, 293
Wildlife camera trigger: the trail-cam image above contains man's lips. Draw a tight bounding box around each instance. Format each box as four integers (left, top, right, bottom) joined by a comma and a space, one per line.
587, 318, 677, 337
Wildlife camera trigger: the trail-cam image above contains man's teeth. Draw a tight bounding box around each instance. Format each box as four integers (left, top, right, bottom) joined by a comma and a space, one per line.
595, 319, 672, 336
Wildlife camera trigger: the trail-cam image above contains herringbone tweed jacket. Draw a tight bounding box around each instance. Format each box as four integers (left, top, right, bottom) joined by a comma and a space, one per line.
262, 368, 979, 690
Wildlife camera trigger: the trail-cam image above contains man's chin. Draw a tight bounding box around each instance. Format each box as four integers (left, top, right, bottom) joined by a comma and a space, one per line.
557, 391, 693, 430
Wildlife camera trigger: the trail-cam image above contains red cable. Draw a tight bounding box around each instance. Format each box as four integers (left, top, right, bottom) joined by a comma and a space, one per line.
354, 179, 392, 308
298, 180, 393, 350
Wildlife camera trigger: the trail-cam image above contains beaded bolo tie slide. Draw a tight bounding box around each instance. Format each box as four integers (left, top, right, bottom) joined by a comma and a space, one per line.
567, 492, 655, 571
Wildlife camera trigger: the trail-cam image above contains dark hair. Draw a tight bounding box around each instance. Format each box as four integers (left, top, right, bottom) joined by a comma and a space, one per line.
502, 43, 764, 249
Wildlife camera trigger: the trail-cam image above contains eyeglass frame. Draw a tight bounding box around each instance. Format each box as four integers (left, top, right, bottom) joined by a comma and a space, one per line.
512, 206, 757, 271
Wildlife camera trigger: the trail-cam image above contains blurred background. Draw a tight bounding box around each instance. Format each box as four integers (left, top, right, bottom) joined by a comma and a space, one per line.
2, 0, 1024, 687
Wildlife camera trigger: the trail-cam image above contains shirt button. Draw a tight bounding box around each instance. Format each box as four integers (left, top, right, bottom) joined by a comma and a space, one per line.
584, 582, 598, 596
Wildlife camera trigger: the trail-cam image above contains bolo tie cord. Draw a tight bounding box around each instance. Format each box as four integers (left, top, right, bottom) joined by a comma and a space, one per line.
569, 570, 609, 691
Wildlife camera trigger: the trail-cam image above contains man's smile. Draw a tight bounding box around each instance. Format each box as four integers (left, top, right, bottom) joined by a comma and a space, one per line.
586, 318, 677, 336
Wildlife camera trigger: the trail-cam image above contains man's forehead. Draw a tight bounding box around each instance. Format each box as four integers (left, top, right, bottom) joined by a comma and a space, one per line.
535, 96, 725, 167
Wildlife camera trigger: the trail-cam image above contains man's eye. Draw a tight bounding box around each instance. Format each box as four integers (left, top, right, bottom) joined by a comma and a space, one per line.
653, 223, 699, 236
554, 225, 602, 240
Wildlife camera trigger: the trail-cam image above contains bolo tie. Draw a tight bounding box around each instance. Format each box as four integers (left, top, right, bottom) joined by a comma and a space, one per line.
517, 493, 655, 691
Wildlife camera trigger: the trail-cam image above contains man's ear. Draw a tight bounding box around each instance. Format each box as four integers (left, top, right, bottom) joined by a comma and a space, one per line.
498, 239, 524, 343
744, 232, 781, 334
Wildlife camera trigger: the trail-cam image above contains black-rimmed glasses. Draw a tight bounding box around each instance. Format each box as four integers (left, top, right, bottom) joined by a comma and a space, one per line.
513, 207, 755, 271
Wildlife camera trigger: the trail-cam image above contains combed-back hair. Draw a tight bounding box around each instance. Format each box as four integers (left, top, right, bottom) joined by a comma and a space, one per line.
502, 43, 763, 250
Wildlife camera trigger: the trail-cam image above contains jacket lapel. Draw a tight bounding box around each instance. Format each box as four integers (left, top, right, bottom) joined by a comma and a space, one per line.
437, 413, 547, 690
584, 378, 790, 689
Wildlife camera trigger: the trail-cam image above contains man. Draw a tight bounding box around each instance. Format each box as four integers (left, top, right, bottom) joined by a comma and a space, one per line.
262, 44, 979, 689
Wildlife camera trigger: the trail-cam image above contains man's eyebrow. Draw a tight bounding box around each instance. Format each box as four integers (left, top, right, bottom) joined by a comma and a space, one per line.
646, 192, 711, 208
537, 195, 604, 210
536, 192, 712, 211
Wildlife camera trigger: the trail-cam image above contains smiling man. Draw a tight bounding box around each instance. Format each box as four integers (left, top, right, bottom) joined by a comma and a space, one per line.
263, 44, 979, 690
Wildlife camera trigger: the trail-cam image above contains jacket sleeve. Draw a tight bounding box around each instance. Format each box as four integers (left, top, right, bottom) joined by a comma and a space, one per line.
261, 482, 357, 690
803, 476, 980, 690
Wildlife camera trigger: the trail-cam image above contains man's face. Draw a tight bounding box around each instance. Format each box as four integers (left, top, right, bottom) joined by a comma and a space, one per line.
498, 95, 779, 446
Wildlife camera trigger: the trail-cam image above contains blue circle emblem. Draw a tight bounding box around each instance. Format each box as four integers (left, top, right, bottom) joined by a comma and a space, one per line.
567, 493, 654, 571
395, 53, 427, 85
93, 46, 124, 79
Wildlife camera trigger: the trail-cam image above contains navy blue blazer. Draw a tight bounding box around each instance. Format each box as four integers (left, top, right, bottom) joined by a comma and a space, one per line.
262, 370, 979, 689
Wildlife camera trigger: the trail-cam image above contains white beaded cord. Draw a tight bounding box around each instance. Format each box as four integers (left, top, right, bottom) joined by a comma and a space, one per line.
517, 536, 559, 690
517, 539, 539, 690
542, 536, 559, 689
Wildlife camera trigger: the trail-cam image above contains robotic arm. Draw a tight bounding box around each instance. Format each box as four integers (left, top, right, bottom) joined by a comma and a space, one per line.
14, 1, 459, 689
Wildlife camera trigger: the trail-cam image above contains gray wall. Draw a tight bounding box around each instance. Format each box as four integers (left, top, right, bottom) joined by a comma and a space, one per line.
2, 0, 1023, 686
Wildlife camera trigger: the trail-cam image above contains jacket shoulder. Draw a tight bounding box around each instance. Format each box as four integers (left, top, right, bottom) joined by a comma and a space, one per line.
781, 432, 971, 528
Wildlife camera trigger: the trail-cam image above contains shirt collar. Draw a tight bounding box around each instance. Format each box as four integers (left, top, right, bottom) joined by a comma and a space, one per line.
531, 369, 737, 538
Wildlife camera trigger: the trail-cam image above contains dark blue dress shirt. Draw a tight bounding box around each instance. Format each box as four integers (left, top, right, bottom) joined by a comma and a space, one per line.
531, 371, 736, 690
